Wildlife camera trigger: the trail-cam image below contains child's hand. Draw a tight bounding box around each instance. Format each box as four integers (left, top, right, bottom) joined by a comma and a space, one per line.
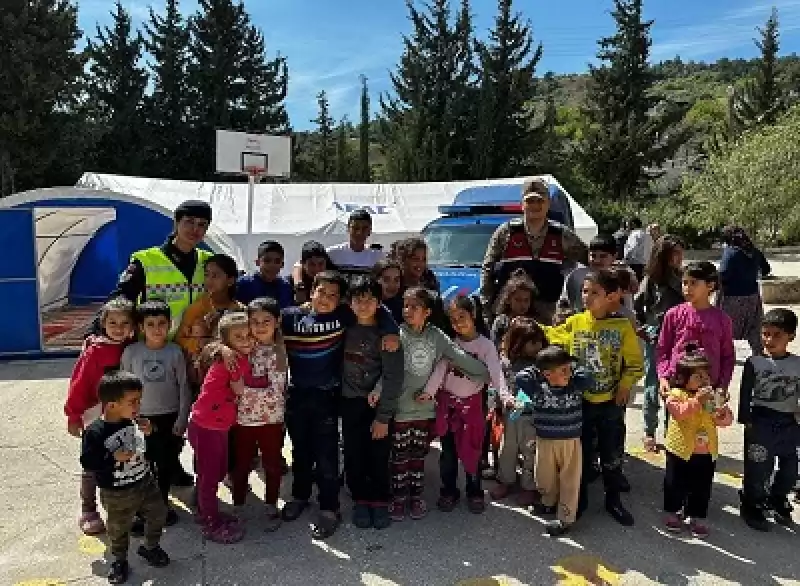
367, 391, 381, 408
219, 346, 237, 371
136, 417, 153, 435
172, 422, 186, 437
371, 420, 389, 440
615, 386, 631, 406
415, 392, 434, 403
67, 421, 83, 438
114, 449, 135, 463
231, 376, 245, 395
503, 397, 518, 411
381, 334, 400, 352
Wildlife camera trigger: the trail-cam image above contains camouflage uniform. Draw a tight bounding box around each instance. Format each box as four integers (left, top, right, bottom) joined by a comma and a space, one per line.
99, 473, 166, 561
480, 220, 588, 323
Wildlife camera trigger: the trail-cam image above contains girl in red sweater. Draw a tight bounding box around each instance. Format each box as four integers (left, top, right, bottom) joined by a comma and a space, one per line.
64, 298, 135, 535
188, 311, 252, 544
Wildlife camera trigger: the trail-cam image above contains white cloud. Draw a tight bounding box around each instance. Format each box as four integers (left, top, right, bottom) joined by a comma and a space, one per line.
651, 0, 800, 60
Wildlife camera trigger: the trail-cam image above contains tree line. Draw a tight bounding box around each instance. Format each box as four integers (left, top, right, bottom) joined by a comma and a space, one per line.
2, 0, 798, 237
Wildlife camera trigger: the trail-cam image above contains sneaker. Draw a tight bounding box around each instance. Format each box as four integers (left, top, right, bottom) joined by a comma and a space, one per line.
532, 503, 557, 516
352, 503, 373, 529
769, 497, 794, 526
389, 499, 406, 522
137, 544, 170, 567
664, 513, 683, 532
264, 504, 282, 532
467, 494, 486, 514
409, 497, 428, 520
516, 489, 539, 507
604, 494, 634, 526
165, 508, 179, 526
739, 492, 770, 532
372, 505, 391, 530
281, 499, 308, 522
545, 519, 571, 537
107, 559, 129, 584
436, 493, 460, 513
310, 511, 341, 539
130, 514, 145, 538
689, 519, 709, 539
489, 482, 512, 500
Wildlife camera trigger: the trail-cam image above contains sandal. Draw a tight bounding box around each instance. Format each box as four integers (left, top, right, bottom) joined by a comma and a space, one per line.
643, 436, 658, 453
310, 512, 341, 539
202, 521, 245, 544
79, 511, 106, 535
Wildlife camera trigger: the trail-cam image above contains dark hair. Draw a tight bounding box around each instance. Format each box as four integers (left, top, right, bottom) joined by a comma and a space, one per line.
99, 298, 135, 326
645, 234, 685, 285
205, 253, 239, 299
98, 370, 143, 404
349, 275, 383, 301
583, 268, 620, 294
390, 237, 427, 263
257, 240, 284, 259
348, 209, 372, 225
501, 316, 548, 361
684, 261, 719, 290
609, 265, 632, 293
371, 258, 403, 280
534, 345, 573, 372
671, 343, 710, 389
301, 240, 330, 264
312, 270, 346, 296
136, 300, 171, 324
588, 234, 617, 255
493, 269, 538, 317
247, 297, 280, 319
763, 308, 798, 335
629, 217, 643, 229
404, 286, 436, 310
721, 225, 754, 251
448, 294, 489, 338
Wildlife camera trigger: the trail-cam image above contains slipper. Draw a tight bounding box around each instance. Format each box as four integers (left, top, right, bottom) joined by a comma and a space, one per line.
202, 521, 245, 544
79, 512, 106, 535
310, 512, 341, 540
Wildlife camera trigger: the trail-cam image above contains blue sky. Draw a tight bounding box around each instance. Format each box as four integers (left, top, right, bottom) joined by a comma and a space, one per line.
78, 0, 800, 130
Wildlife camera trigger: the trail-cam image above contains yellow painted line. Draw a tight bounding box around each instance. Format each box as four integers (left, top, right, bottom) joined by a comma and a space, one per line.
455, 578, 515, 586
15, 580, 67, 586
77, 535, 106, 555
551, 554, 621, 586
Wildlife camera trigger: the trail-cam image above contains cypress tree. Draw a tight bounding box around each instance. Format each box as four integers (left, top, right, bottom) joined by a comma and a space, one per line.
359, 75, 371, 182
311, 90, 335, 181
85, 0, 149, 176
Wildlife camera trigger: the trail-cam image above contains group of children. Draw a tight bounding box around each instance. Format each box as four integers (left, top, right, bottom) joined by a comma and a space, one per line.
66, 230, 799, 584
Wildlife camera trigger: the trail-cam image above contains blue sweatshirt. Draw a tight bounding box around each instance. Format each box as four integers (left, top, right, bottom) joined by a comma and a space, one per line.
236, 273, 294, 308
281, 304, 398, 391
719, 245, 771, 297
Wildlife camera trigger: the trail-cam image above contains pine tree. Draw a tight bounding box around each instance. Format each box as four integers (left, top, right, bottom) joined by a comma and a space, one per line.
579, 0, 689, 201
311, 91, 335, 180
85, 0, 149, 176
359, 75, 371, 182
143, 0, 190, 179
381, 0, 474, 181
335, 118, 358, 182
0, 0, 85, 196
472, 0, 542, 178
235, 25, 289, 134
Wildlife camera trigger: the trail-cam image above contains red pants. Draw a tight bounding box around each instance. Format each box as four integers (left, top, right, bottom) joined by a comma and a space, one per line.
230, 424, 285, 506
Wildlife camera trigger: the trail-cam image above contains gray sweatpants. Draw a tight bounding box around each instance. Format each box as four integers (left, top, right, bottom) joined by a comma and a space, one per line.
496, 413, 536, 490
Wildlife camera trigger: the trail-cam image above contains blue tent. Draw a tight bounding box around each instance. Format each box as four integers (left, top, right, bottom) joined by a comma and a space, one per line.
0, 188, 243, 358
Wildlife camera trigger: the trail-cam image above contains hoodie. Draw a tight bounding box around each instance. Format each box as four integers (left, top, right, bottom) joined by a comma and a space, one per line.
64, 335, 127, 426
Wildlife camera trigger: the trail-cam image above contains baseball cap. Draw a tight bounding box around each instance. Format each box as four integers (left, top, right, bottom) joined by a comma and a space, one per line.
521, 178, 549, 200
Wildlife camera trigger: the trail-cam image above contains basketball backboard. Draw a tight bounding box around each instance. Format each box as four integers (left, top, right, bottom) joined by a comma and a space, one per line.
215, 130, 291, 178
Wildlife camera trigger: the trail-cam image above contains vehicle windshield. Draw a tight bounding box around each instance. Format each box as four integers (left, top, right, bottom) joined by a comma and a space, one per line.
423, 222, 500, 267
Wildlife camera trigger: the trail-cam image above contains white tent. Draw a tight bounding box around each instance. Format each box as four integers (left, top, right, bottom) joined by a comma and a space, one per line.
77, 173, 597, 270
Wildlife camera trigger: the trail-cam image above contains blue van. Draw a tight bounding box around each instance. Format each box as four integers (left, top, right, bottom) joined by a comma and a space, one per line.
421, 180, 594, 302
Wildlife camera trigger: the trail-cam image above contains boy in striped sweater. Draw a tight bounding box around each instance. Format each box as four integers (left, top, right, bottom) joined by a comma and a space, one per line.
279, 270, 399, 539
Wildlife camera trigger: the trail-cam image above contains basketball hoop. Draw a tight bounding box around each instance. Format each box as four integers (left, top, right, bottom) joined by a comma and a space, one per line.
243, 165, 266, 179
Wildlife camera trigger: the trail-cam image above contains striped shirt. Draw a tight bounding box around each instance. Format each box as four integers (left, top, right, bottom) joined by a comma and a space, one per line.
515, 367, 593, 439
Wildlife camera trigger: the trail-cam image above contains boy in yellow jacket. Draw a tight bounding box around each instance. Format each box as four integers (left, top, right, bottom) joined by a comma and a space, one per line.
540, 268, 644, 526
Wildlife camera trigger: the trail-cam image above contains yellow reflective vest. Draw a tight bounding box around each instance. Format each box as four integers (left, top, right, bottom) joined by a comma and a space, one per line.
131, 246, 212, 338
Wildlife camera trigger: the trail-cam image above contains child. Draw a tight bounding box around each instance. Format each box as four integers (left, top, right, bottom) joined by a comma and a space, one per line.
120, 301, 191, 529
188, 311, 251, 544
280, 270, 399, 539
80, 371, 169, 584
236, 240, 294, 308
65, 298, 135, 536
738, 308, 800, 531
541, 269, 644, 526
341, 276, 405, 530
372, 258, 404, 324
634, 234, 685, 451
663, 346, 733, 538
490, 269, 539, 350
518, 346, 593, 536
289, 240, 332, 304
491, 317, 548, 504
391, 287, 489, 521
227, 297, 289, 531
424, 295, 515, 514
389, 237, 440, 291
657, 261, 735, 404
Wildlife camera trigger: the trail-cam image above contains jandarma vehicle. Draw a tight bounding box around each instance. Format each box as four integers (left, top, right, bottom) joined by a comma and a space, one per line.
422, 176, 597, 302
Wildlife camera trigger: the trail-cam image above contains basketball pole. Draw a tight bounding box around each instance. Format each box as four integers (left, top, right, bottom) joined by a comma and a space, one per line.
247, 172, 256, 268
